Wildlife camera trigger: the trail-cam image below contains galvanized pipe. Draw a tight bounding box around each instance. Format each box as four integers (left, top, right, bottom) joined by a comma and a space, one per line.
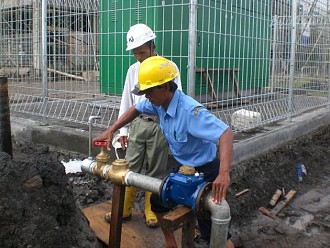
205, 194, 231, 248
270, 15, 278, 94
327, 48, 330, 108
41, 0, 48, 119
187, 0, 198, 98
124, 171, 162, 194
288, 0, 297, 119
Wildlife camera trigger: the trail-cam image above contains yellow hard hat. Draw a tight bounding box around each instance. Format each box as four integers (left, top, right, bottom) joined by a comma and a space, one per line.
138, 56, 178, 92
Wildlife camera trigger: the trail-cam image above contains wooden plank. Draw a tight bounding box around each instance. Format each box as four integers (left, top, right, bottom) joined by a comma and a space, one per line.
258, 207, 278, 220
235, 189, 250, 197
272, 190, 297, 216
162, 206, 194, 231
269, 189, 283, 207
204, 70, 218, 101
82, 201, 112, 245
162, 207, 192, 222
162, 207, 195, 248
195, 67, 241, 99
109, 185, 125, 248
82, 200, 182, 248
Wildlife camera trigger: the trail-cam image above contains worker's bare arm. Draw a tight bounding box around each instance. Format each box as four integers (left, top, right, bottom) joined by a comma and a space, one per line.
93, 105, 140, 150
212, 128, 234, 203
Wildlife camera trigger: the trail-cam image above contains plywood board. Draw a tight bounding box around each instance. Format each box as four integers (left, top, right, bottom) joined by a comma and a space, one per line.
83, 200, 182, 248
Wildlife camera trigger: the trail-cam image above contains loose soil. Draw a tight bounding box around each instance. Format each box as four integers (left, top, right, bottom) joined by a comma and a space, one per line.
1, 124, 329, 248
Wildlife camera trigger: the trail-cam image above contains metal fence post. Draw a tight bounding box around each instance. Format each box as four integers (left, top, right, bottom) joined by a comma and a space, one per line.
327, 1, 330, 108
288, 0, 297, 119
270, 15, 278, 94
187, 0, 198, 98
327, 48, 330, 108
42, 0, 49, 120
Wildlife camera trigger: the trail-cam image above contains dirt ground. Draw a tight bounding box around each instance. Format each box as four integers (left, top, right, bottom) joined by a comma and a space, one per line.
0, 124, 329, 248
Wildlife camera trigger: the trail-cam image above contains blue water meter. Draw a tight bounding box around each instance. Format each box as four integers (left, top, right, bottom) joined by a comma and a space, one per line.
161, 171, 206, 212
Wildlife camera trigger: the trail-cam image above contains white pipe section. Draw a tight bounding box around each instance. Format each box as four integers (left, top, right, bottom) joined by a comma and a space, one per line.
125, 171, 162, 194
205, 194, 231, 248
81, 158, 96, 173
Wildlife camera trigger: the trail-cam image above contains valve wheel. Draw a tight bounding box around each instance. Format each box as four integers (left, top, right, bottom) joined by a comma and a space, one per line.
93, 141, 108, 147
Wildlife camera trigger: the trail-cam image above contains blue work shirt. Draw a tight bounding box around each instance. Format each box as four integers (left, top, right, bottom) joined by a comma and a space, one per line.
135, 90, 229, 167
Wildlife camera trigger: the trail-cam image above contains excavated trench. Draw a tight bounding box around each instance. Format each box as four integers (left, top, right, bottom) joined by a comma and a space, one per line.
0, 123, 329, 248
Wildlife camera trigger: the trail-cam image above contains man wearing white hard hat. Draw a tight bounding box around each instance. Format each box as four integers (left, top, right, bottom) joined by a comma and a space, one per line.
112, 23, 182, 228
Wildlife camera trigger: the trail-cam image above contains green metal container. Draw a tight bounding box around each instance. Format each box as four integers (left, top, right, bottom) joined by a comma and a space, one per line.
99, 0, 272, 96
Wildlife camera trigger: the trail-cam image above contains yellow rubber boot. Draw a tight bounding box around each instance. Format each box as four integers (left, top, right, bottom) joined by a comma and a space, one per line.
144, 191, 159, 228
105, 186, 137, 222
122, 186, 138, 219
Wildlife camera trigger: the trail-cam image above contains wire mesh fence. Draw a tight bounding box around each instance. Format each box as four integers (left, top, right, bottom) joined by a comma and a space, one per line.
0, 0, 329, 132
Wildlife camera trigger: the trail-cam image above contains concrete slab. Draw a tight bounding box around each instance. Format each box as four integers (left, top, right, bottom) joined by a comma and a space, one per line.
291, 188, 330, 213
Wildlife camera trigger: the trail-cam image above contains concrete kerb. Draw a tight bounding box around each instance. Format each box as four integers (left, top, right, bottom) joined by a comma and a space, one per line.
9, 106, 330, 177
10, 116, 102, 158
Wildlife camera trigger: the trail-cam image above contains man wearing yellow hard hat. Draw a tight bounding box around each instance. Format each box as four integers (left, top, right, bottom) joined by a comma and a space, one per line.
94, 56, 234, 248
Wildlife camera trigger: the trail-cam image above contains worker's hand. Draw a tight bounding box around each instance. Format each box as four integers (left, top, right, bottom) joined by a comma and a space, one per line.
212, 172, 231, 204
93, 129, 114, 150
119, 136, 128, 151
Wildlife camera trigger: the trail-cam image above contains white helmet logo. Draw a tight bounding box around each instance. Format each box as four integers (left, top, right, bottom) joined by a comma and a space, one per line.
128, 36, 134, 43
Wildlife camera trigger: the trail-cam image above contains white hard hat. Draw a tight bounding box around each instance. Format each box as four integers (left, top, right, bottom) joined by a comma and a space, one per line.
126, 23, 156, 51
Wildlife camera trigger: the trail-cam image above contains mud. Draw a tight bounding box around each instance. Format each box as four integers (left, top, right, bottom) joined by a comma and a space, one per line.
0, 124, 329, 248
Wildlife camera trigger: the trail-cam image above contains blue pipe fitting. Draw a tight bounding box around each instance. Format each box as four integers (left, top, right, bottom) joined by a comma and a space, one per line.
161, 171, 206, 212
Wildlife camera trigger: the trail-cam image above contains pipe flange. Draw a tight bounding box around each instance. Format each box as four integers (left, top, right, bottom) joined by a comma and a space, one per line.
160, 175, 175, 208
195, 182, 212, 218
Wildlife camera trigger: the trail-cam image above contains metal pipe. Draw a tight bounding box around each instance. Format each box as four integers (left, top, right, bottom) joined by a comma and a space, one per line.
0, 77, 13, 158
41, 0, 48, 120
328, 49, 330, 108
124, 171, 162, 194
81, 157, 96, 173
270, 15, 278, 94
288, 0, 297, 120
205, 195, 231, 248
88, 116, 100, 158
47, 68, 84, 80
187, 0, 198, 98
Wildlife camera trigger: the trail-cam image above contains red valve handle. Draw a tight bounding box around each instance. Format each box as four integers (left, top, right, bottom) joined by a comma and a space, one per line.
93, 141, 108, 147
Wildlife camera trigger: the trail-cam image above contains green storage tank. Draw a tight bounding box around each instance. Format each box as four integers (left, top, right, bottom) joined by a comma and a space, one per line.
99, 0, 272, 97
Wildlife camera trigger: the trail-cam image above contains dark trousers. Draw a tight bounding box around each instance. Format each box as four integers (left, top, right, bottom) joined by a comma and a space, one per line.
150, 158, 220, 241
